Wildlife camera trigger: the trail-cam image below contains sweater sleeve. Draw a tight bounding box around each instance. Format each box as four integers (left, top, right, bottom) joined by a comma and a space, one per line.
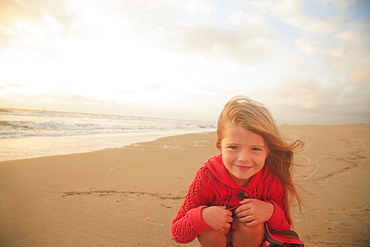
265, 176, 291, 231
171, 168, 213, 243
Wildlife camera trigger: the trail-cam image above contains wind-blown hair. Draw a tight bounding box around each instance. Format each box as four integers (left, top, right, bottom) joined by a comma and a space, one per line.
216, 96, 305, 222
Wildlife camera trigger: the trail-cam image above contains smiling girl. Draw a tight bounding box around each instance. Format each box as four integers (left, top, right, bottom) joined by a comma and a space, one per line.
171, 96, 305, 247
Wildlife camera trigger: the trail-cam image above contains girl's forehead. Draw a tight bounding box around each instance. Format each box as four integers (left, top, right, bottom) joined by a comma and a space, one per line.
223, 125, 265, 141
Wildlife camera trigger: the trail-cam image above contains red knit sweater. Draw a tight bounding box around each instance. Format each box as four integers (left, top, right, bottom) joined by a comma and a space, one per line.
171, 155, 304, 246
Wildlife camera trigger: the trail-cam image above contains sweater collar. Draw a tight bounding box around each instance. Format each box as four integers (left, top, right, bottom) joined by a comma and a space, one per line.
204, 154, 267, 189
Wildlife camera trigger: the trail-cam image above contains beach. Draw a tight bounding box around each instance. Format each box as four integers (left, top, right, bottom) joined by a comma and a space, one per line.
0, 124, 369, 246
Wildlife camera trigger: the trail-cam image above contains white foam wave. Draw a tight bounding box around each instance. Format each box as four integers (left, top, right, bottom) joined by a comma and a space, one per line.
0, 108, 216, 139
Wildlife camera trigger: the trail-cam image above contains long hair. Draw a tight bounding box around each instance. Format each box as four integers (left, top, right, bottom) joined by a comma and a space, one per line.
216, 96, 305, 222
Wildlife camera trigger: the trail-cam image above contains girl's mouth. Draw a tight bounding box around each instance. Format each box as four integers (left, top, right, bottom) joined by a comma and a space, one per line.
234, 164, 253, 170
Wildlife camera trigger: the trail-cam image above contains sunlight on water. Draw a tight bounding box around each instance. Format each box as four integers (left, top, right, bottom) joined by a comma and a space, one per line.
0, 108, 215, 161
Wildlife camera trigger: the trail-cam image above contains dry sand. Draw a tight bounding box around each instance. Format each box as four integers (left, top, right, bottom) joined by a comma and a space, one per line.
0, 124, 369, 247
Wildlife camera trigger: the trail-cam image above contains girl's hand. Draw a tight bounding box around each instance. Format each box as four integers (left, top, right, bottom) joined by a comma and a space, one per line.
234, 199, 274, 226
202, 206, 233, 231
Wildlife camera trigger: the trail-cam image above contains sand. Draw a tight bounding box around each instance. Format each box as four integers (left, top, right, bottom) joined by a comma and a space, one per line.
0, 124, 369, 247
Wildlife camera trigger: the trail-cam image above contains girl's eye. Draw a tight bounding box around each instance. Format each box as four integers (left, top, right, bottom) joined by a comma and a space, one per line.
228, 146, 238, 150
252, 147, 262, 151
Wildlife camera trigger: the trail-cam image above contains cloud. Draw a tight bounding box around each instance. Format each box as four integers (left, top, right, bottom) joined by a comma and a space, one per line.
145, 84, 163, 91
347, 57, 370, 84
1, 90, 111, 108
0, 81, 20, 89
0, 0, 273, 64
315, 0, 356, 11
172, 26, 264, 60
294, 38, 324, 54
165, 15, 274, 63
0, 0, 369, 124
268, 0, 343, 35
0, 1, 69, 35
266, 77, 370, 124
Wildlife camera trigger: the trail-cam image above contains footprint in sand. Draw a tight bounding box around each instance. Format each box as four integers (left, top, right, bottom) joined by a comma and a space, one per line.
144, 217, 164, 227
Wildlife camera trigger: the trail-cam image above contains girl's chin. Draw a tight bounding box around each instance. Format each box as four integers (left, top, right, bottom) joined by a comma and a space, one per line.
229, 172, 251, 186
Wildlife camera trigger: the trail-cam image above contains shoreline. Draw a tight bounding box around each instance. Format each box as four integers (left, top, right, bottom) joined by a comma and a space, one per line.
0, 129, 215, 162
2, 123, 366, 162
0, 124, 369, 246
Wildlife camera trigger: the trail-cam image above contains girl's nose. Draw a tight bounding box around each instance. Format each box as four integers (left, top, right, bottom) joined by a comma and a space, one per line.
238, 151, 251, 163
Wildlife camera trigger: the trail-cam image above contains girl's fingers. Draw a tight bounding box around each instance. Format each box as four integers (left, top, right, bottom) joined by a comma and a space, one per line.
226, 216, 233, 223
235, 210, 246, 218
239, 198, 253, 204
235, 204, 251, 215
238, 214, 255, 223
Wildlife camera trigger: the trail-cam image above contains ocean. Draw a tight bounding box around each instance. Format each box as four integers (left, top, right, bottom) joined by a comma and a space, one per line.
0, 108, 216, 161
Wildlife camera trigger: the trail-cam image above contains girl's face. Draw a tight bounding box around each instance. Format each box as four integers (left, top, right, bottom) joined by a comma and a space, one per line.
218, 124, 268, 187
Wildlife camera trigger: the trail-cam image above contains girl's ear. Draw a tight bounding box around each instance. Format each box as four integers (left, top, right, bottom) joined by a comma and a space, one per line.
216, 142, 222, 153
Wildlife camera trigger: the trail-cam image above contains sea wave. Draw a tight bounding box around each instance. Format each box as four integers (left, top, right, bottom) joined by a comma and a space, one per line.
0, 108, 216, 139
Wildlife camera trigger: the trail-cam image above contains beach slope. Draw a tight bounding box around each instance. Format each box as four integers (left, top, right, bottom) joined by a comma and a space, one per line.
0, 124, 369, 246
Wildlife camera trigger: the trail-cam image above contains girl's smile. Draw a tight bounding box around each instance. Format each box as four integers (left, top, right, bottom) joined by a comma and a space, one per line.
234, 164, 253, 170
218, 124, 268, 187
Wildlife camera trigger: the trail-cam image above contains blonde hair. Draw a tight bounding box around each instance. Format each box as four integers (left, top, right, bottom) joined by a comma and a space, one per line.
216, 96, 305, 222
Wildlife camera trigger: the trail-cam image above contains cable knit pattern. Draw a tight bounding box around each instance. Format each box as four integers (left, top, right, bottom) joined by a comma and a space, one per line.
171, 155, 297, 244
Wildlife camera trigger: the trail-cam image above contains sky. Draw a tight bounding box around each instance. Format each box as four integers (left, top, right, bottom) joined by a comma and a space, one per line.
0, 0, 369, 125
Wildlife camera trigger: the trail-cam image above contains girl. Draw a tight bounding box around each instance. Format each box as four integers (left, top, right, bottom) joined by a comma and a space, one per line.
171, 96, 305, 247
